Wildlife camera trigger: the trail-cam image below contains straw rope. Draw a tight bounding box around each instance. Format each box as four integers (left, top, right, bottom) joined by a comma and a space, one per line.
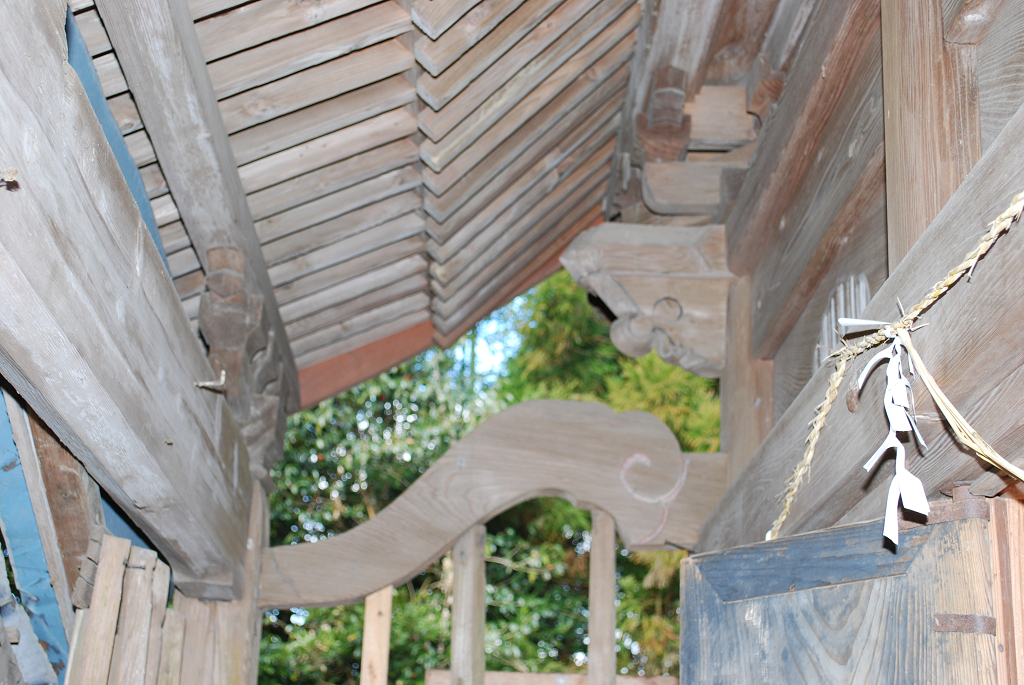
765, 192, 1024, 541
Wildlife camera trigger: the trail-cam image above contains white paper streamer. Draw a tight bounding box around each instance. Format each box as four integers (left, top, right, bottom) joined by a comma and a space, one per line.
856, 334, 929, 544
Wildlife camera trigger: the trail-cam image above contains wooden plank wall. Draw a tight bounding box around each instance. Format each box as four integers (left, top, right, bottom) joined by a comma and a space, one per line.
71, 3, 205, 330
697, 0, 1024, 551
746, 0, 1024, 423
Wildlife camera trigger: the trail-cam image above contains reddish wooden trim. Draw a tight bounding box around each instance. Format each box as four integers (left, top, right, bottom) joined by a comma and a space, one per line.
297, 321, 437, 408
298, 206, 605, 405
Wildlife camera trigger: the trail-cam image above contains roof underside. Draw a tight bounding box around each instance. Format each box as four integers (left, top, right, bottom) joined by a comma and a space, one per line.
71, 0, 771, 405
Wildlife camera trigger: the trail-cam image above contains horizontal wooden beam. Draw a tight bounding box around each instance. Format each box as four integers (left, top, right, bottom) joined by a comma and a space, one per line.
699, 97, 1024, 552
261, 400, 728, 607
297, 321, 436, 408
0, 0, 251, 598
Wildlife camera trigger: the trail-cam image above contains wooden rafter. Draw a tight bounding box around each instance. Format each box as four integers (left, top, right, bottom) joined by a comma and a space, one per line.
0, 0, 251, 599
94, 0, 299, 408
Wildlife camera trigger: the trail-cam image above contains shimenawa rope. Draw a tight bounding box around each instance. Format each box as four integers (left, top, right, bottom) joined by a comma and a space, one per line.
766, 192, 1024, 541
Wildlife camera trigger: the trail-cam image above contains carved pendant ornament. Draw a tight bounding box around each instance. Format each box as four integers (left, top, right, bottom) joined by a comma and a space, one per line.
561, 223, 733, 377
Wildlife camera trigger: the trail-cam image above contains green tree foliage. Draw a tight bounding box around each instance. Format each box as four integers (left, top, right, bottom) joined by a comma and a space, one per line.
498, 271, 620, 401
269, 350, 498, 545
261, 350, 497, 683
261, 269, 720, 683
604, 354, 720, 453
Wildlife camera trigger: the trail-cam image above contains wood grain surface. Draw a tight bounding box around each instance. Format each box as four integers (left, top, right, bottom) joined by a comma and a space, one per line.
261, 400, 727, 607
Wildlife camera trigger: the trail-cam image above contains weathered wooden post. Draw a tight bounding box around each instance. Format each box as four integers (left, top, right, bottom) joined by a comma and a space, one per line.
450, 525, 487, 685
360, 586, 394, 685
587, 509, 616, 685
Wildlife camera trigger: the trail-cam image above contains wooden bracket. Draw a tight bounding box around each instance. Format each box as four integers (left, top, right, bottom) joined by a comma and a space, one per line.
562, 223, 733, 377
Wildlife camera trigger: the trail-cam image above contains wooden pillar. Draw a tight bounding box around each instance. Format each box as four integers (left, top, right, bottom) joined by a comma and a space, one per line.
722, 277, 773, 482
450, 525, 486, 685
587, 509, 616, 685
360, 586, 394, 685
882, 0, 982, 269
173, 484, 267, 685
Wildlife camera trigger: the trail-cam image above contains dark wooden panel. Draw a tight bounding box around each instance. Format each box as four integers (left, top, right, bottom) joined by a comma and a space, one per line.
691, 521, 928, 603
682, 518, 1000, 683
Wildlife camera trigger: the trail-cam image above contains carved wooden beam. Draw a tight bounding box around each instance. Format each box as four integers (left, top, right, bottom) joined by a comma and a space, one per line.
260, 400, 728, 608
199, 248, 288, 486
561, 223, 733, 377
0, 0, 251, 599
94, 0, 299, 476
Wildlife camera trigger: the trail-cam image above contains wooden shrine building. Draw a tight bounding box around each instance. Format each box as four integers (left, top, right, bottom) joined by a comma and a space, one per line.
3, 0, 1024, 681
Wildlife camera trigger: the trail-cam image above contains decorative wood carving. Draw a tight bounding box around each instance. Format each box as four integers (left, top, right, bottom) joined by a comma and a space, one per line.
199, 248, 288, 487
561, 223, 733, 377
259, 400, 728, 608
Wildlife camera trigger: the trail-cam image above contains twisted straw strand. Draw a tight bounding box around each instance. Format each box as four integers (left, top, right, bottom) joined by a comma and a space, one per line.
766, 192, 1024, 541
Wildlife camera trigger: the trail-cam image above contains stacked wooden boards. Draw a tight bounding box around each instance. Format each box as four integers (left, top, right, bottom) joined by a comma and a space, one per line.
71, 1, 205, 329
187, 0, 427, 373
65, 483, 266, 683
78, 0, 641, 404
64, 536, 181, 685
415, 0, 641, 342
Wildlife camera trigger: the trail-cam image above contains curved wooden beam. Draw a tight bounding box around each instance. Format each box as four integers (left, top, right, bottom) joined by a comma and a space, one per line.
260, 400, 727, 608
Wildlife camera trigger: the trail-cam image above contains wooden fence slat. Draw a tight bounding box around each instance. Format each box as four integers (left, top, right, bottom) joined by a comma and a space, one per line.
360, 586, 394, 685
108, 547, 157, 684
587, 510, 615, 685
74, 536, 131, 685
144, 562, 171, 685
451, 527, 486, 685
155, 609, 186, 685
